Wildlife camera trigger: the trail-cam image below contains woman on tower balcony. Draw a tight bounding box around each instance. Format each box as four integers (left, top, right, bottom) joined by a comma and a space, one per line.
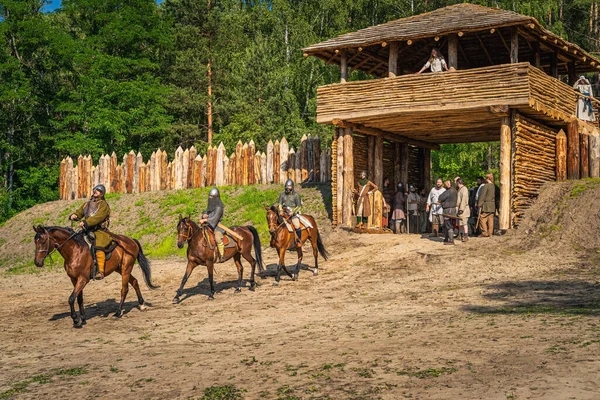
416, 48, 449, 74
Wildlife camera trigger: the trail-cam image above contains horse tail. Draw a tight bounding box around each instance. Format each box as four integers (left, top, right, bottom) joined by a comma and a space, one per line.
134, 239, 160, 290
316, 229, 329, 261
247, 226, 265, 273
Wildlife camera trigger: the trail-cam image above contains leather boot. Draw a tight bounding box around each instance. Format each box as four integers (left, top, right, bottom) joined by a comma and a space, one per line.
94, 251, 105, 280
395, 221, 401, 234
295, 229, 303, 247
430, 224, 438, 237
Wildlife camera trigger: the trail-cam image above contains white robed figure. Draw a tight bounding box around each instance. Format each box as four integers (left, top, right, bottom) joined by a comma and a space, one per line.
573, 76, 596, 122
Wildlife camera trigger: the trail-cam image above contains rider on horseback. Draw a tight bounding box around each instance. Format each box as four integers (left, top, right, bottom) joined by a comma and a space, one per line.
69, 184, 111, 280
199, 187, 225, 260
278, 179, 303, 246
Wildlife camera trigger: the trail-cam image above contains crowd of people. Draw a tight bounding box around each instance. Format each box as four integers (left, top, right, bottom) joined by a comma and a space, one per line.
378, 173, 500, 245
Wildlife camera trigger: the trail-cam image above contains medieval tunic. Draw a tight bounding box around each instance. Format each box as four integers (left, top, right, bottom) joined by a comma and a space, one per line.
426, 186, 446, 222
438, 186, 458, 243
456, 185, 471, 226
204, 196, 225, 240
74, 198, 111, 248
574, 79, 596, 122
392, 191, 406, 220
278, 191, 303, 230
356, 179, 377, 218
478, 182, 496, 237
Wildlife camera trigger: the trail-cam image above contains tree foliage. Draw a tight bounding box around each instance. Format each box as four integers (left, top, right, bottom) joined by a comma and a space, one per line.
1, 0, 600, 221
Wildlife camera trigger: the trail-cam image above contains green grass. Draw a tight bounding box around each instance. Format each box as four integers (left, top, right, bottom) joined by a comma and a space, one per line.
0, 366, 88, 398
396, 366, 457, 379
201, 385, 246, 400
570, 178, 600, 199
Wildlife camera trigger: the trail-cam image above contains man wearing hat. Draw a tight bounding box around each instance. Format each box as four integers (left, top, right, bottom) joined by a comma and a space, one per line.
70, 184, 111, 280
278, 179, 303, 246
354, 171, 378, 228
478, 173, 496, 237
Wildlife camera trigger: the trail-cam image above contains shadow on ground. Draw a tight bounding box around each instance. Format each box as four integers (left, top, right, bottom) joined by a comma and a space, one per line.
462, 280, 600, 316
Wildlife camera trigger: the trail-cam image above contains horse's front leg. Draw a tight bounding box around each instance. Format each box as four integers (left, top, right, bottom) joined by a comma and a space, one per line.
293, 243, 304, 281
68, 276, 88, 328
114, 270, 130, 318
77, 291, 86, 325
173, 260, 196, 304
207, 261, 215, 300
273, 246, 287, 286
311, 231, 319, 276
233, 254, 243, 293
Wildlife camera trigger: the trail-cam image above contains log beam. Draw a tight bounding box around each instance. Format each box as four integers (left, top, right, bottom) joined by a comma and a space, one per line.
388, 41, 399, 77
476, 33, 493, 65
555, 129, 567, 181
400, 143, 409, 186
336, 129, 344, 224
567, 117, 580, 179
499, 116, 511, 231
342, 128, 354, 228
374, 136, 384, 188
567, 61, 576, 85
340, 49, 348, 83
590, 128, 600, 178
332, 120, 440, 150
448, 34, 458, 69
423, 148, 431, 192
510, 29, 519, 63
581, 129, 590, 178
550, 52, 558, 78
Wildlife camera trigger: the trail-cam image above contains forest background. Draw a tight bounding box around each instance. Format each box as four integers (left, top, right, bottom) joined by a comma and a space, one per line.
1, 0, 598, 223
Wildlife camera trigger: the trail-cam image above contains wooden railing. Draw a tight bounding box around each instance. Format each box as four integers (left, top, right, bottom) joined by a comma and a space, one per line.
59, 135, 332, 200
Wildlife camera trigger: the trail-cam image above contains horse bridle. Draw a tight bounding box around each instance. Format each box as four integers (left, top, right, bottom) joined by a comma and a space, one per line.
36, 229, 81, 260
178, 221, 197, 242
267, 210, 287, 236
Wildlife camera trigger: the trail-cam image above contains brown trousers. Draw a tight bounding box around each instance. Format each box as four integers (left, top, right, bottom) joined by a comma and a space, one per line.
479, 212, 494, 237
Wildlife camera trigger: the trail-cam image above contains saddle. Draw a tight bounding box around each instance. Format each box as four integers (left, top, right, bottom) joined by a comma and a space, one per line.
84, 231, 117, 280
203, 227, 238, 250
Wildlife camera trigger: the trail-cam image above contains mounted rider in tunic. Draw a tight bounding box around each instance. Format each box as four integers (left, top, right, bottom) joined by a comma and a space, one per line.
199, 187, 225, 260
70, 184, 112, 280
278, 179, 303, 246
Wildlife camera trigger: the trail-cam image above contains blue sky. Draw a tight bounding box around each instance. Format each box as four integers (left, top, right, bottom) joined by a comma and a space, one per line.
42, 0, 163, 12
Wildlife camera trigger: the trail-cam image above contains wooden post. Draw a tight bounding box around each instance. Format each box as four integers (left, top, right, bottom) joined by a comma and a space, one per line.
580, 128, 590, 178
249, 140, 256, 184
134, 152, 143, 193
295, 143, 302, 185
216, 142, 225, 186
287, 149, 295, 182
374, 136, 383, 188
336, 129, 344, 225
201, 155, 207, 187
149, 152, 157, 191
115, 165, 124, 194
550, 52, 558, 78
340, 49, 348, 83
242, 143, 249, 185
307, 135, 314, 181
273, 140, 280, 184
556, 129, 567, 181
400, 144, 409, 186
388, 41, 399, 77
448, 34, 458, 69
367, 135, 375, 179
229, 154, 236, 185
192, 155, 202, 188
301, 134, 308, 182
568, 61, 577, 86
235, 141, 243, 185
342, 128, 354, 228
590, 128, 600, 178
211, 146, 217, 186
266, 140, 274, 184
530, 41, 541, 68
499, 116, 512, 231
182, 149, 190, 189
279, 137, 289, 183
567, 117, 580, 179
260, 152, 267, 184
159, 150, 167, 190
423, 148, 431, 191
313, 135, 321, 182
189, 146, 197, 188
510, 28, 518, 64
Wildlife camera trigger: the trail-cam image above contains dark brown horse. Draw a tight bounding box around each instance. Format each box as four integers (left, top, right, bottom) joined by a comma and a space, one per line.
264, 206, 329, 284
174, 216, 265, 302
33, 226, 158, 328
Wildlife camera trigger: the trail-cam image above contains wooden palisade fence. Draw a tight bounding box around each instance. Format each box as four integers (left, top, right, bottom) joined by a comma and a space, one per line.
59, 135, 332, 200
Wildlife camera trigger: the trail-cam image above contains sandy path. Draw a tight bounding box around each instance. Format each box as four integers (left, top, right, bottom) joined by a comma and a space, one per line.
0, 231, 599, 399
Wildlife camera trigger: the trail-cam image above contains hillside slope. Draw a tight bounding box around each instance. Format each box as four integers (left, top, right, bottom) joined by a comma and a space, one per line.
0, 184, 332, 273
511, 178, 600, 251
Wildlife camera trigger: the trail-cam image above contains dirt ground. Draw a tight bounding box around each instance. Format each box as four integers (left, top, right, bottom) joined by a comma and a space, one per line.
1, 226, 599, 400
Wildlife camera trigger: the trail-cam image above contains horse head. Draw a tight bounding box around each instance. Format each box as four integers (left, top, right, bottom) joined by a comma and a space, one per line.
264, 205, 281, 234
177, 215, 195, 249
33, 225, 54, 267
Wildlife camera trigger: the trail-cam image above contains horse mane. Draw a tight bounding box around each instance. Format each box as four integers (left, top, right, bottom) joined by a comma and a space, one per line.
41, 226, 87, 246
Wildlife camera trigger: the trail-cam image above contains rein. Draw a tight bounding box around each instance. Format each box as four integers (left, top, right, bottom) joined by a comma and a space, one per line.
178, 222, 199, 242
37, 229, 82, 261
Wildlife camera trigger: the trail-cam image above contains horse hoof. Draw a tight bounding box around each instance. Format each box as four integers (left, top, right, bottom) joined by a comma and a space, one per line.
234, 287, 241, 293
81, 319, 87, 325
138, 304, 148, 311
113, 311, 123, 318
272, 282, 279, 287
208, 294, 215, 300
249, 284, 256, 292
73, 321, 83, 329
313, 270, 319, 276
173, 297, 180, 304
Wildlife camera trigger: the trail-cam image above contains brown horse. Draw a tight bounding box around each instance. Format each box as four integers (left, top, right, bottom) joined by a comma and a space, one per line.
174, 216, 265, 303
33, 225, 158, 328
264, 206, 329, 284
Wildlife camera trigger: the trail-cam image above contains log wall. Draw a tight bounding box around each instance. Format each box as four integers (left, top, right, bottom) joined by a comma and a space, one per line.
512, 114, 557, 225
59, 136, 332, 200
